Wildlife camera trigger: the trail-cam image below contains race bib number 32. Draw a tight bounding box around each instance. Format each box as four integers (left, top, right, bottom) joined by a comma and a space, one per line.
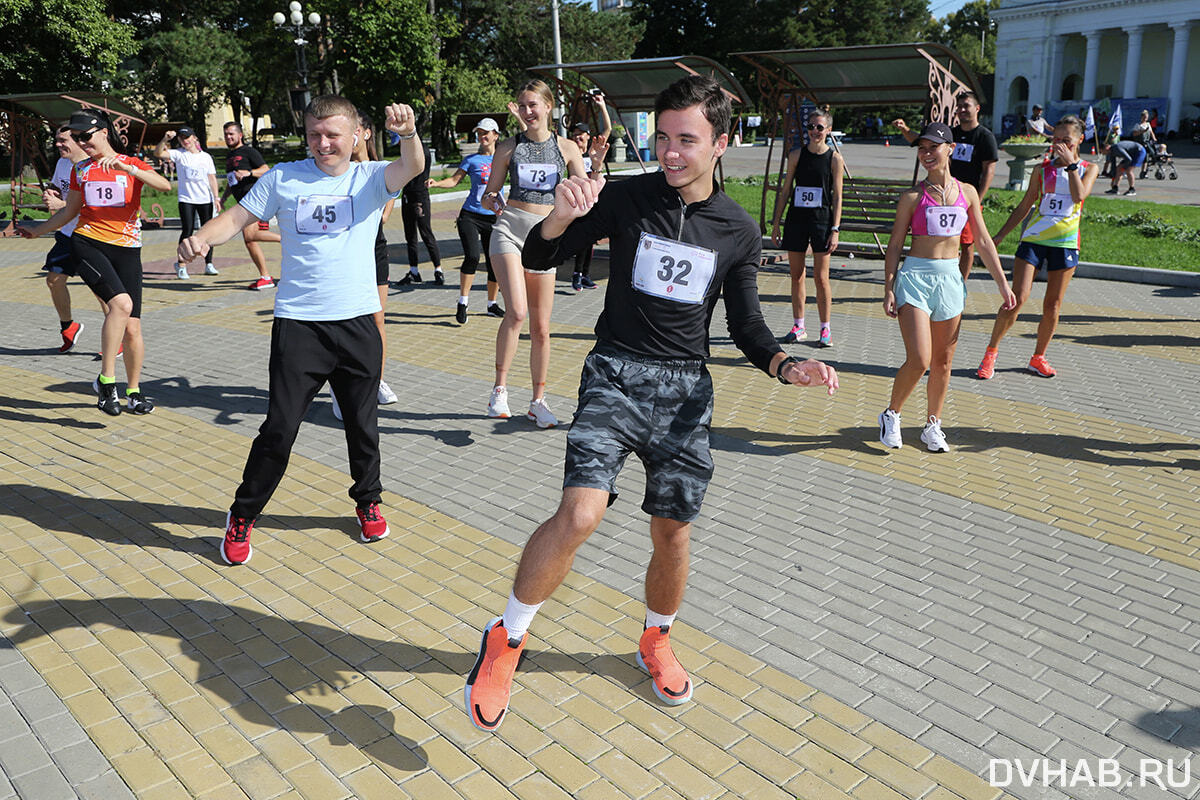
517, 163, 557, 191
84, 181, 123, 207
296, 194, 352, 234
632, 232, 717, 305
793, 186, 823, 208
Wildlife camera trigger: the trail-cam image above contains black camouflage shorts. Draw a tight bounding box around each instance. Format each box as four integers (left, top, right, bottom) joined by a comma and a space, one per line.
564, 347, 715, 522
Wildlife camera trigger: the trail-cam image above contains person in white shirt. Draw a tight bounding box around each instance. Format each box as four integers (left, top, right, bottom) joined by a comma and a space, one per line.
154, 127, 220, 279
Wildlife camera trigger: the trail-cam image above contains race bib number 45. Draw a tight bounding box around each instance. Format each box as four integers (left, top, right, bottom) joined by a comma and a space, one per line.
296, 195, 352, 234
517, 163, 557, 191
84, 181, 123, 207
793, 186, 823, 208
632, 232, 717, 305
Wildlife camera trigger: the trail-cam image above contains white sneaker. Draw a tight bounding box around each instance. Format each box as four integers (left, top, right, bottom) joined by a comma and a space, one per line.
487, 386, 511, 418
330, 388, 343, 421
527, 398, 558, 429
377, 380, 398, 405
204, 263, 219, 275
878, 409, 902, 449
175, 262, 189, 280
920, 415, 950, 452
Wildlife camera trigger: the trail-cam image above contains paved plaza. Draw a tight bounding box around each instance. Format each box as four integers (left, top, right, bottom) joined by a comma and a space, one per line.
0, 181, 1198, 800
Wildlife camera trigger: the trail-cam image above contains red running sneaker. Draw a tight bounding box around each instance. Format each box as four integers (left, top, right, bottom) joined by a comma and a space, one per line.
355, 502, 390, 543
465, 617, 527, 731
637, 625, 693, 706
976, 348, 998, 380
59, 321, 83, 353
1028, 354, 1057, 378
222, 512, 255, 565
251, 276, 276, 290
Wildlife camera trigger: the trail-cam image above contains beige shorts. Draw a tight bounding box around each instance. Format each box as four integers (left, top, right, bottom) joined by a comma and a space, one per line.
489, 205, 555, 273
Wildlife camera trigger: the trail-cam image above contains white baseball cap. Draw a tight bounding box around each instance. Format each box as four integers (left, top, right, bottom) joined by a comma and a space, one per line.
474, 118, 500, 133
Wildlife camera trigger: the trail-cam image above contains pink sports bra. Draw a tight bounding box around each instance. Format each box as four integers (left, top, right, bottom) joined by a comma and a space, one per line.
908, 179, 969, 238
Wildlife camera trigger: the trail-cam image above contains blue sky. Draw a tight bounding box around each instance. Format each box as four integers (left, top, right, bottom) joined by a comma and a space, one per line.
927, 0, 973, 17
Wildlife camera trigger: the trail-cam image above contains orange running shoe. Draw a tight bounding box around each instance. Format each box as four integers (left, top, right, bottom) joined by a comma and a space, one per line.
976, 348, 998, 380
636, 626, 693, 706
465, 617, 526, 731
1028, 354, 1056, 378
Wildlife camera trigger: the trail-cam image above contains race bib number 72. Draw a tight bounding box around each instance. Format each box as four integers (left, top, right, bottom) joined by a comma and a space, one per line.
632, 232, 717, 305
296, 195, 352, 234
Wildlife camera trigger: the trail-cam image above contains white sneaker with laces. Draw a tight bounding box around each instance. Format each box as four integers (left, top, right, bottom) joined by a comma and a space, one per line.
527, 398, 558, 429
204, 263, 219, 275
175, 262, 189, 280
330, 388, 343, 421
878, 409, 902, 449
487, 386, 511, 418
920, 415, 950, 452
377, 380, 398, 405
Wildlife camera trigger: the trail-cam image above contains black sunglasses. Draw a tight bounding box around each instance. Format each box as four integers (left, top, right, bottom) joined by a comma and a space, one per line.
71, 128, 102, 143
806, 124, 826, 131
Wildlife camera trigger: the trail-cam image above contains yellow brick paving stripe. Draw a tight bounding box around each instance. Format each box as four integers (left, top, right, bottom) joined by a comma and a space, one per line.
181, 297, 1200, 573
0, 364, 1016, 800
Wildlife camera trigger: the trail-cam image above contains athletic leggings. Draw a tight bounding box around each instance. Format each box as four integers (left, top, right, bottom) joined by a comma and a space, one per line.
574, 245, 593, 277
72, 234, 143, 318
179, 201, 215, 262
455, 209, 496, 282
401, 196, 441, 269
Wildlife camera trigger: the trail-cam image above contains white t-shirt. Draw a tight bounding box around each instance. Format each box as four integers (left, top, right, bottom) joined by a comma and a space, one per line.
50, 157, 79, 237
240, 159, 400, 322
168, 149, 217, 204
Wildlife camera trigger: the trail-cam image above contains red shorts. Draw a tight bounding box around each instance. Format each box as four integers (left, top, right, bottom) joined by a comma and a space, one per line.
960, 216, 975, 246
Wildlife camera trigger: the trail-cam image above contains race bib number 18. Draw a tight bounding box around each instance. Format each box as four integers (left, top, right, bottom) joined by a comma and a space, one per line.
296, 194, 352, 234
632, 232, 717, 305
84, 181, 123, 207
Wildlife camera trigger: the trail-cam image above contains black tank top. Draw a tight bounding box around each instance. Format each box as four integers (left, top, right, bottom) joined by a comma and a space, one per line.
787, 146, 834, 220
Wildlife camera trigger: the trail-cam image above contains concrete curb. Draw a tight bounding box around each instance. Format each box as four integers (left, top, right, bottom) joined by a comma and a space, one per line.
763, 238, 1200, 288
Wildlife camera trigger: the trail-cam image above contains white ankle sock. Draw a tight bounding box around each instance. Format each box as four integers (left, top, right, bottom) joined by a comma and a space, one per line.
645, 608, 676, 630
795, 317, 805, 329
502, 592, 542, 640
459, 295, 469, 305
821, 321, 831, 333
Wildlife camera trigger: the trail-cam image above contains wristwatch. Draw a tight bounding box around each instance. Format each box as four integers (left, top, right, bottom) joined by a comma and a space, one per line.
830, 225, 840, 232
776, 356, 801, 385
1065, 162, 1079, 172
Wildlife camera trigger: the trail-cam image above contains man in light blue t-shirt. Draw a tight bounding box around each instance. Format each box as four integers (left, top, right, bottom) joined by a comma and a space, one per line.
179, 95, 425, 566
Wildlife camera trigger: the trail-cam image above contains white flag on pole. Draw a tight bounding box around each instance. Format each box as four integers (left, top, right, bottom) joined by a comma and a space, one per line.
1084, 106, 1096, 139
1108, 104, 1123, 137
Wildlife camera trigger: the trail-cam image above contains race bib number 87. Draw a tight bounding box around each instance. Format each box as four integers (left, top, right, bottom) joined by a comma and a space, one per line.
296, 195, 352, 234
925, 205, 967, 237
632, 232, 717, 305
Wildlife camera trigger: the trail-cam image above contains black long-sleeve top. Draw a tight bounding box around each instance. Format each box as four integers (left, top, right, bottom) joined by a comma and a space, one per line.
523, 171, 782, 375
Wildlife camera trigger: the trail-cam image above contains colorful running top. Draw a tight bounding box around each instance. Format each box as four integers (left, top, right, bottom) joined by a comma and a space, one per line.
459, 152, 497, 216
507, 132, 565, 205
1019, 159, 1090, 250
69, 154, 151, 248
908, 179, 969, 238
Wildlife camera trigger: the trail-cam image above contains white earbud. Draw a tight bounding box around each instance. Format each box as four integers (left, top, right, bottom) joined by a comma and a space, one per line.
354, 134, 360, 146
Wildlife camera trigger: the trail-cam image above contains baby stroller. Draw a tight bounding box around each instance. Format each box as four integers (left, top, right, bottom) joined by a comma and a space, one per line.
1140, 142, 1178, 181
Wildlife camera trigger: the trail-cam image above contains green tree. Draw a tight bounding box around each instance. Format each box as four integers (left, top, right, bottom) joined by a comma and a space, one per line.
0, 0, 136, 92
929, 0, 998, 77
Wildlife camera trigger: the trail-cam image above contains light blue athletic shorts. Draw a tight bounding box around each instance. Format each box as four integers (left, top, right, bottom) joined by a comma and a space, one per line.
894, 256, 965, 321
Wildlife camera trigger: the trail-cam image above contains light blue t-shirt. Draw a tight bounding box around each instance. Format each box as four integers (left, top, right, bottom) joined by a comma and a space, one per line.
241, 159, 400, 321
458, 152, 497, 217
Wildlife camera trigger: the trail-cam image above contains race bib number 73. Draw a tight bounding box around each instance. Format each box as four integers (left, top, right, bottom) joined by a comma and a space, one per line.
632, 232, 717, 305
296, 194, 352, 234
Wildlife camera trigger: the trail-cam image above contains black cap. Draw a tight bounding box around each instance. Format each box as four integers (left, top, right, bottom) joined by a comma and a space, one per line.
570, 122, 590, 134
66, 109, 106, 132
176, 126, 196, 139
1032, 104, 1043, 111
912, 122, 954, 146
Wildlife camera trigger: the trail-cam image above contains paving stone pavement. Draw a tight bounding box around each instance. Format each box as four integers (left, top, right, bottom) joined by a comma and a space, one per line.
0, 204, 1197, 800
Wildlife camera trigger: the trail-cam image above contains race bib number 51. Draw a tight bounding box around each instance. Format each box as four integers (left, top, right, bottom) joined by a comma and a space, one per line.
632, 232, 717, 305
1039, 192, 1071, 217
296, 194, 352, 234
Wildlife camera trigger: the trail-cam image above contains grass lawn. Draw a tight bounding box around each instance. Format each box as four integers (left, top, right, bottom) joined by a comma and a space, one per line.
723, 177, 1200, 272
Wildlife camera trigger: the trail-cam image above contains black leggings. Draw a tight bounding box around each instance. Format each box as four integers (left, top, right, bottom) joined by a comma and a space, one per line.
179, 201, 215, 262
401, 196, 440, 269
72, 234, 143, 318
455, 209, 496, 282
574, 245, 593, 277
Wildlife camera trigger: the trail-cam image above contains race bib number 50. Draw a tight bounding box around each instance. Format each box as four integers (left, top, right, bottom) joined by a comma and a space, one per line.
296, 194, 352, 234
632, 232, 717, 305
794, 186, 823, 208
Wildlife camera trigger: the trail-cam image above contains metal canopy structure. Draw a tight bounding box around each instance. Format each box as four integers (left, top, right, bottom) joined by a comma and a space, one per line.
0, 93, 149, 235
733, 43, 984, 110
528, 56, 751, 112
731, 43, 982, 243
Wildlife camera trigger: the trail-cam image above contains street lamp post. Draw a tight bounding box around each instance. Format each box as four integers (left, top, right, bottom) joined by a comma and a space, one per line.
272, 2, 322, 115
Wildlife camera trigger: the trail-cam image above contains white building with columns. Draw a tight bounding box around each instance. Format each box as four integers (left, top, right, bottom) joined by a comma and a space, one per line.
991, 0, 1198, 136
